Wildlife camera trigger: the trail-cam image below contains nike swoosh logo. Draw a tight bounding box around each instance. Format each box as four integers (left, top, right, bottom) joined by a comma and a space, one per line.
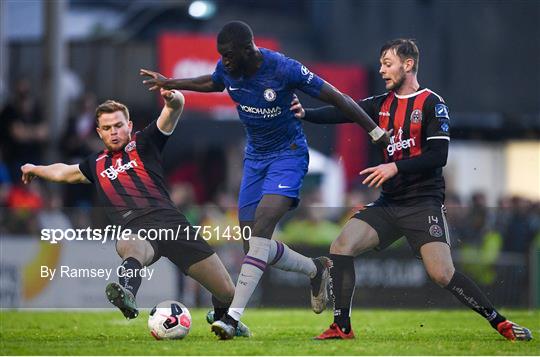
278, 184, 291, 189
228, 86, 240, 91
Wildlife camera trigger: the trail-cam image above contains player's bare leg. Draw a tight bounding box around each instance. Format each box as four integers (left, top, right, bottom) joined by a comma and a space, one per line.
106, 236, 155, 319
315, 218, 379, 340
419, 242, 455, 288
187, 253, 235, 303
240, 219, 331, 314
187, 253, 251, 337
421, 242, 532, 341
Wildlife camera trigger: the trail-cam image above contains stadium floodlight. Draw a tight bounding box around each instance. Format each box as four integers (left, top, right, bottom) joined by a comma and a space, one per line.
188, 0, 216, 20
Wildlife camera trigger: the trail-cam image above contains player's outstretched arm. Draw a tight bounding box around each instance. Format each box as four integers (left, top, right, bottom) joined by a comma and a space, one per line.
317, 82, 390, 145
156, 88, 185, 134
21, 163, 90, 185
290, 96, 352, 124
140, 69, 224, 93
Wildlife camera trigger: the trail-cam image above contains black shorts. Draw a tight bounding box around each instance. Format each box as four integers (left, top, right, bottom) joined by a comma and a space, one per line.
124, 209, 214, 274
352, 197, 451, 258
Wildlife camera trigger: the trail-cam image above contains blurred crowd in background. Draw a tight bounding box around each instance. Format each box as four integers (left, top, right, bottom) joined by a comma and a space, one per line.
1, 78, 538, 258
1, 1, 539, 277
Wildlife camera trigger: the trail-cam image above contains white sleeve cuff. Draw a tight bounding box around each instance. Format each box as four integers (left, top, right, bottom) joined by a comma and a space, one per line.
427, 136, 450, 141
157, 126, 174, 136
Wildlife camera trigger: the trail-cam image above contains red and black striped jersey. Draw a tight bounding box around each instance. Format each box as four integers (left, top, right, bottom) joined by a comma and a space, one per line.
78, 120, 178, 225
359, 88, 450, 201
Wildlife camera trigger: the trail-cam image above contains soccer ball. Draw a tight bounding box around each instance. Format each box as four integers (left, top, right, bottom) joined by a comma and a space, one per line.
148, 300, 191, 340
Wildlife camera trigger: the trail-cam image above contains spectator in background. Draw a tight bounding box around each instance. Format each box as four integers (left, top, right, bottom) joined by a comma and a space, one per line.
280, 189, 341, 247
459, 192, 502, 285
4, 179, 44, 234
502, 196, 537, 253
0, 79, 48, 181
60, 92, 101, 208
0, 151, 11, 205
61, 92, 102, 159
168, 151, 207, 204
168, 147, 227, 204
0, 151, 12, 234
443, 191, 466, 245
169, 181, 201, 224
464, 192, 495, 245
37, 186, 72, 233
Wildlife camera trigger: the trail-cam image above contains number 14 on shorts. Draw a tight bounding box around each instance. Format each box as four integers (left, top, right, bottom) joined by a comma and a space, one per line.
428, 216, 439, 224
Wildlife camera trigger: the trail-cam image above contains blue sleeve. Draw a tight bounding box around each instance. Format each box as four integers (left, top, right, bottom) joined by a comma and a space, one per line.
285, 57, 324, 98
211, 60, 225, 87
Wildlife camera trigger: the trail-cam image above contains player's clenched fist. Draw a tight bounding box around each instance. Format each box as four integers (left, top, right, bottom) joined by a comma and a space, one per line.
360, 162, 398, 188
160, 88, 185, 109
290, 94, 305, 119
21, 164, 37, 185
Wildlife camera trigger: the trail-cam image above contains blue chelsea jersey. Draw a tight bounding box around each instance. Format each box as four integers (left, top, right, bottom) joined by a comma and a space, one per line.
211, 48, 324, 159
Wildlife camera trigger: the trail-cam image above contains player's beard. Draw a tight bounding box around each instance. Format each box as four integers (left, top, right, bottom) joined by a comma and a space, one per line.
389, 70, 406, 92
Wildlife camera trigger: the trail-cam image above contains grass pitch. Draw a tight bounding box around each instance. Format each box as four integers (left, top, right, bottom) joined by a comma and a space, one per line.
1, 309, 538, 355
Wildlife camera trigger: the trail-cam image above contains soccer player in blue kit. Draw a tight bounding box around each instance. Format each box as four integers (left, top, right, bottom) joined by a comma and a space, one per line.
140, 21, 390, 339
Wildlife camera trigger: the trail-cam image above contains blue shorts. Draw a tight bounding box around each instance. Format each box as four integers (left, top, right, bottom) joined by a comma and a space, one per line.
238, 153, 309, 221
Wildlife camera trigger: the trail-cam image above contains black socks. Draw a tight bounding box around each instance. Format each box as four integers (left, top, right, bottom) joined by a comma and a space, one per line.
329, 254, 355, 334
445, 271, 506, 329
212, 295, 230, 321
119, 257, 143, 297
223, 314, 239, 329
328, 256, 506, 333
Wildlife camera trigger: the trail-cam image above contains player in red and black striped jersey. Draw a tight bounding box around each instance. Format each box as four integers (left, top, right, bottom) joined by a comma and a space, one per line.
353, 88, 450, 202
20, 89, 251, 336
77, 103, 179, 226
293, 39, 531, 342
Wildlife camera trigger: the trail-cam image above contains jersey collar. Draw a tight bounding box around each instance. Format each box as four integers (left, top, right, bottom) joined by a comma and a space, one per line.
394, 88, 428, 99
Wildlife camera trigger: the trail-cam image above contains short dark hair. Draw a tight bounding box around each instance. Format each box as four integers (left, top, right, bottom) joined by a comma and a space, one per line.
217, 21, 253, 47
95, 100, 130, 125
380, 39, 419, 73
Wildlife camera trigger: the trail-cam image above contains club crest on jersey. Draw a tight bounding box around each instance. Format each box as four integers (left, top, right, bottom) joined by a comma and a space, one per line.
263, 88, 277, 102
387, 127, 416, 156
100, 158, 138, 180
410, 109, 422, 123
124, 140, 136, 152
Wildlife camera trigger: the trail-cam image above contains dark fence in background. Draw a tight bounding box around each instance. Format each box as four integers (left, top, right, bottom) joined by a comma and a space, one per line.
1, 206, 538, 309
259, 246, 533, 309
